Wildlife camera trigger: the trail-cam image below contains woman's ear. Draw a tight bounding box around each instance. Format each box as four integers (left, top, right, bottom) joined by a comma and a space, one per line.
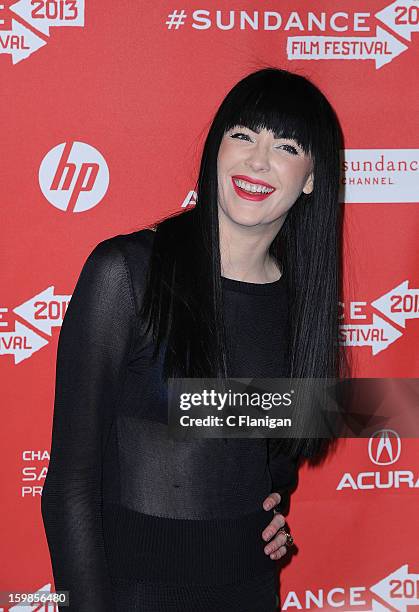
302, 172, 314, 195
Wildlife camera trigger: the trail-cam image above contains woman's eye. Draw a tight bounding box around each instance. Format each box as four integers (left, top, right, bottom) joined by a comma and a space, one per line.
230, 132, 251, 141
276, 144, 299, 155
229, 132, 300, 155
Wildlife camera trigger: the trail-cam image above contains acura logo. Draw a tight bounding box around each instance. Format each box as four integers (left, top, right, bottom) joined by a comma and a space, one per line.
368, 429, 401, 466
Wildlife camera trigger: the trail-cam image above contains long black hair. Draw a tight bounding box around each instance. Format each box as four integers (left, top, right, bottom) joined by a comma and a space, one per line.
139, 67, 351, 462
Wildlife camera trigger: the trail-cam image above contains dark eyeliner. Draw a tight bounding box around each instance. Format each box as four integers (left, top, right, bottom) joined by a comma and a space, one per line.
230, 131, 300, 154
230, 131, 251, 140
278, 144, 299, 155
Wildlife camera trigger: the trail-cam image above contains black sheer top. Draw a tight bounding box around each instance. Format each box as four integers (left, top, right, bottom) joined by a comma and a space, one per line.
41, 228, 298, 611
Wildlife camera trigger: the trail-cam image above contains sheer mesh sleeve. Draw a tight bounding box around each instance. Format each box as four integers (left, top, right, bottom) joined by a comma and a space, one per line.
267, 440, 299, 515
41, 239, 137, 612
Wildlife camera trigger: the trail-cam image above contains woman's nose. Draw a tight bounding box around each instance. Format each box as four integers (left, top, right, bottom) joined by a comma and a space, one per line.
245, 144, 271, 171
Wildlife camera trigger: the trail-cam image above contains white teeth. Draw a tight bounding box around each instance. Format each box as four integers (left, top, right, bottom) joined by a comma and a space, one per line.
233, 178, 274, 194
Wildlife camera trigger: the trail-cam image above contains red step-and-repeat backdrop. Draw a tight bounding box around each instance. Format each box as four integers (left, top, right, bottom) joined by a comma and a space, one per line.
1, 1, 418, 610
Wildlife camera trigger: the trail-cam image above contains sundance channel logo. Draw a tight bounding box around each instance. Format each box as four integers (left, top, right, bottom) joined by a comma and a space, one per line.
340, 149, 418, 203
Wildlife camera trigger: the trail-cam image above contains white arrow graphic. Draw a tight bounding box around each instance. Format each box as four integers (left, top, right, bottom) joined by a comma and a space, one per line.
287, 26, 408, 69
339, 314, 403, 355
376, 0, 419, 41
13, 286, 71, 336
369, 599, 394, 610
0, 321, 49, 365
0, 19, 46, 65
9, 0, 85, 36
370, 564, 419, 611
371, 280, 419, 328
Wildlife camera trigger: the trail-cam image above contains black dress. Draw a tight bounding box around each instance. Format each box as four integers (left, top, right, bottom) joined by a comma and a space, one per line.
41, 229, 298, 612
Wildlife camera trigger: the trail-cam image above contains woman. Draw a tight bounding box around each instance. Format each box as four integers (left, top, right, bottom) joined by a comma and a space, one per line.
41, 67, 349, 611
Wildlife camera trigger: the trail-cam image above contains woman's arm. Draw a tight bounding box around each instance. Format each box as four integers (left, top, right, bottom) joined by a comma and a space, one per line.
267, 440, 299, 514
41, 239, 137, 612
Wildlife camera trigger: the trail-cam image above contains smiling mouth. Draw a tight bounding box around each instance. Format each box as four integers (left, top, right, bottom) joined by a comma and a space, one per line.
232, 176, 275, 194
231, 176, 276, 201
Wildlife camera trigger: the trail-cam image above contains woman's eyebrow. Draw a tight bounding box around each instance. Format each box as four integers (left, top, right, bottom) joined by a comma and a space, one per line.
238, 126, 300, 140
230, 126, 304, 148
272, 134, 304, 148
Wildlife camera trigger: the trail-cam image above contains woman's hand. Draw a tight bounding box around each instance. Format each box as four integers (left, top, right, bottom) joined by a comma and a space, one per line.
261, 492, 288, 560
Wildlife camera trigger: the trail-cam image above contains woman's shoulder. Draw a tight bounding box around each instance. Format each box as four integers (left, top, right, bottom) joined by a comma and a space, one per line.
92, 226, 156, 269
88, 226, 157, 308
99, 225, 156, 251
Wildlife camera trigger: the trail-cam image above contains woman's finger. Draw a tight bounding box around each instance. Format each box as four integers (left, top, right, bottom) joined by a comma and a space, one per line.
264, 530, 289, 556
261, 511, 285, 542
262, 491, 281, 511
268, 545, 288, 560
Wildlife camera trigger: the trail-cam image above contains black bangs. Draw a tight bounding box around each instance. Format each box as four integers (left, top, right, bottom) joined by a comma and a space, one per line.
224, 94, 314, 158
221, 71, 320, 158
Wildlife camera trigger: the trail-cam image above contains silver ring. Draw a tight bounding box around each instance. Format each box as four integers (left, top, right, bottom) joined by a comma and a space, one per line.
278, 528, 294, 548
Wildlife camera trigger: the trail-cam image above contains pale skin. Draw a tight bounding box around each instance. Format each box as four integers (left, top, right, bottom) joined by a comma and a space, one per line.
217, 124, 314, 559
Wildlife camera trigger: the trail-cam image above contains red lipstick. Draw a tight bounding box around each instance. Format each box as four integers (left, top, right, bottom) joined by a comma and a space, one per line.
231, 175, 276, 202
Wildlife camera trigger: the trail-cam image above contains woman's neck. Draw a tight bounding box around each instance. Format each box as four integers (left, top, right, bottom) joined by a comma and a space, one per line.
219, 230, 282, 283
